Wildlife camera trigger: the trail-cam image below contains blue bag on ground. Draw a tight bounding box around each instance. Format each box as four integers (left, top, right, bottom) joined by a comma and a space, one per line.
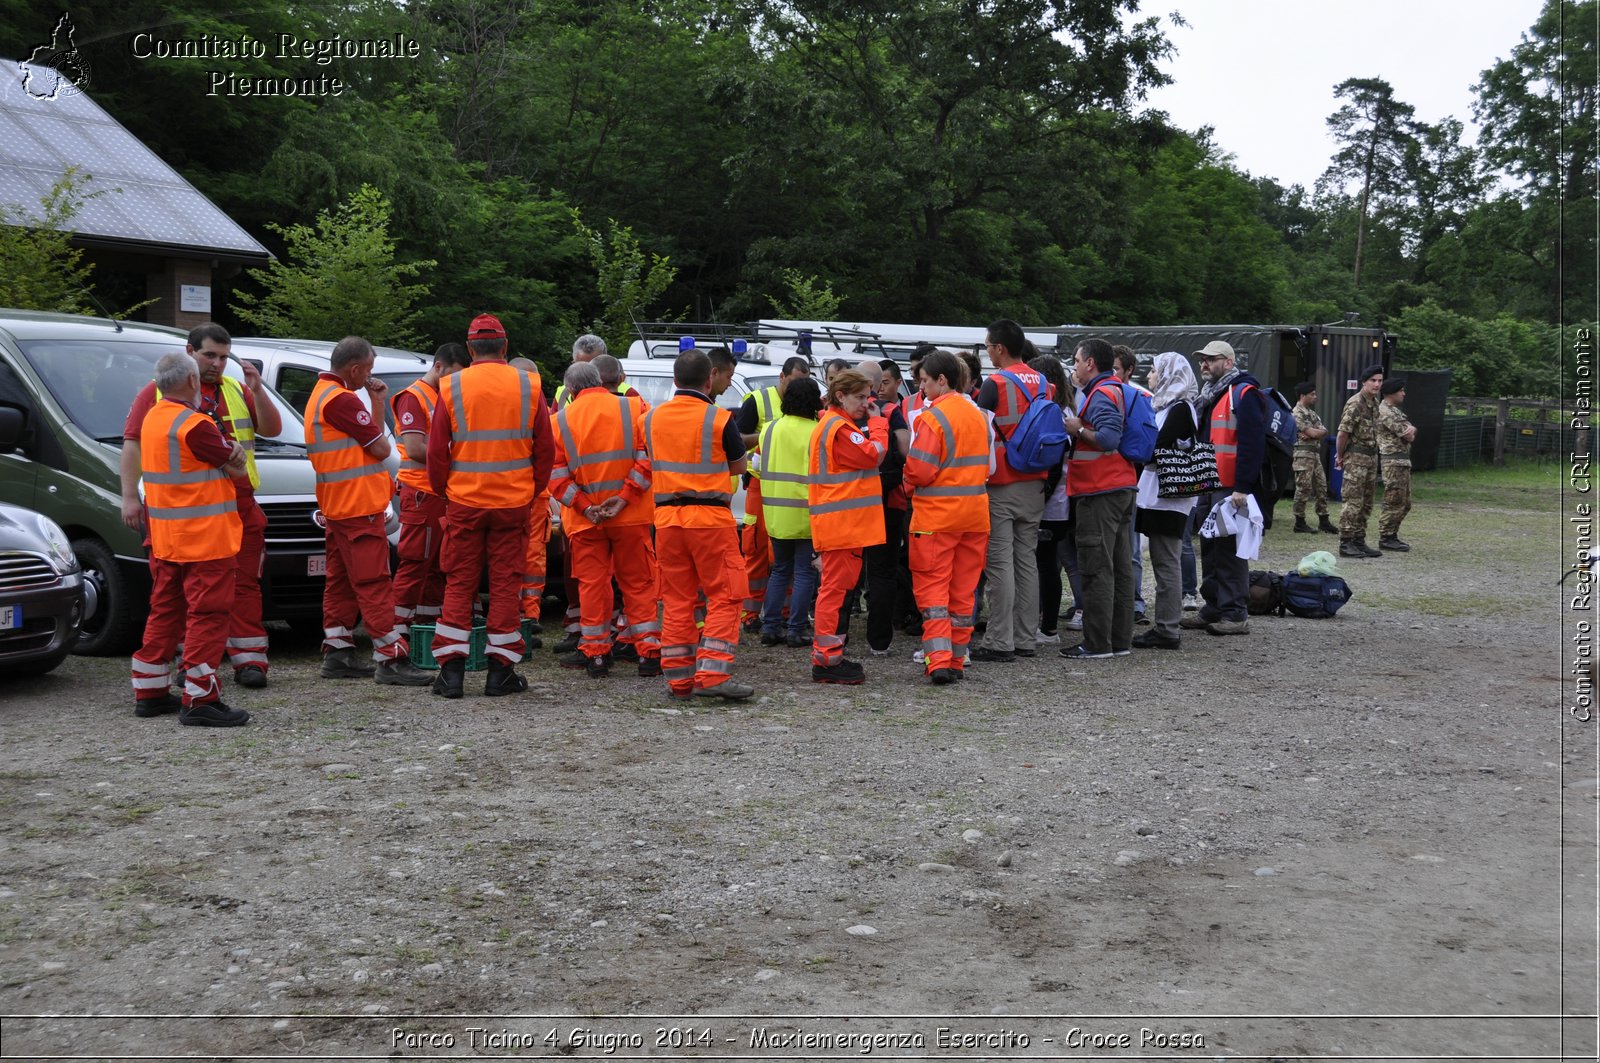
1279, 572, 1353, 618
996, 369, 1069, 473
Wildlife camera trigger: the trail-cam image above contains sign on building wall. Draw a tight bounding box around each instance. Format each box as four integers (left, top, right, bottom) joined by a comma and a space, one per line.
179, 284, 211, 313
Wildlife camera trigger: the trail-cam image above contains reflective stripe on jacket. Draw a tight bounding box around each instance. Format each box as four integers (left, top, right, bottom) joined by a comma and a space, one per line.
1066, 379, 1137, 497
142, 400, 242, 562
393, 379, 438, 494
987, 367, 1049, 485
156, 376, 257, 489
807, 410, 886, 552
552, 388, 653, 532
905, 393, 991, 535
645, 395, 736, 529
305, 377, 393, 520
1210, 382, 1255, 490
437, 362, 538, 510
759, 414, 815, 540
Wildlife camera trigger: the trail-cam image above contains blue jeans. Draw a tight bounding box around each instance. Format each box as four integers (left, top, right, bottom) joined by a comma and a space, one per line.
763, 537, 818, 638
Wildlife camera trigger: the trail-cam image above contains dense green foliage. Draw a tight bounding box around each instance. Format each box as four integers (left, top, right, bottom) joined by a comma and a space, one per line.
0, 0, 1589, 394
0, 169, 103, 314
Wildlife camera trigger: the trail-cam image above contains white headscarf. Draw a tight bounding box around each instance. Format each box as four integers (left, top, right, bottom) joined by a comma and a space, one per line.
1149, 351, 1198, 411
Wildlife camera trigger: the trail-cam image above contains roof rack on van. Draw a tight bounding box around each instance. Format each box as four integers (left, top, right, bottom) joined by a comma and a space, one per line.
748, 321, 903, 365
629, 320, 788, 366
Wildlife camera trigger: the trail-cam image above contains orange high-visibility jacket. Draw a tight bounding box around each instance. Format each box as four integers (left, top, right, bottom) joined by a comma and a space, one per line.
437, 362, 538, 510
905, 393, 991, 535
807, 409, 887, 551
305, 377, 393, 520
551, 387, 653, 533
392, 379, 438, 494
141, 400, 242, 562
645, 395, 737, 530
1209, 382, 1259, 490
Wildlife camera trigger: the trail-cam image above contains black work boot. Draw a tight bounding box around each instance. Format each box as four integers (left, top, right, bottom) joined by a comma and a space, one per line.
1339, 540, 1368, 559
1293, 516, 1314, 533
1317, 514, 1339, 534
431, 658, 465, 699
483, 659, 528, 697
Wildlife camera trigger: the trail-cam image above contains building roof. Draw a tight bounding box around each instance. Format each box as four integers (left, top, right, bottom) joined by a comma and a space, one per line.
0, 58, 271, 264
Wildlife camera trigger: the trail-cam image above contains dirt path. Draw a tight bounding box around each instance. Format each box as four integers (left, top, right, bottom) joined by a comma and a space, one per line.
1, 489, 1591, 1060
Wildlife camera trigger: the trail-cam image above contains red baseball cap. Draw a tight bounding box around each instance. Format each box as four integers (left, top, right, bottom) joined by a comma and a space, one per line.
468, 313, 506, 341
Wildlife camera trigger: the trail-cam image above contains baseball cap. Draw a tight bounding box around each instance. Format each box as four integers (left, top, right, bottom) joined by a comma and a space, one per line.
1194, 340, 1235, 361
468, 313, 506, 341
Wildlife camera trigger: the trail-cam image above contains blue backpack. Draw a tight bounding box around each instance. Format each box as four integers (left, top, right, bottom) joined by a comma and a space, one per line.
1258, 385, 1299, 456
1118, 383, 1158, 465
1279, 573, 1353, 618
996, 369, 1069, 473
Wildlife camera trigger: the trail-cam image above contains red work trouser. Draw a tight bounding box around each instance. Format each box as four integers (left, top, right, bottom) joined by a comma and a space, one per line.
433, 503, 529, 666
521, 493, 551, 619
910, 530, 987, 673
322, 512, 406, 662
392, 483, 447, 635
812, 547, 864, 667
131, 556, 235, 707
657, 523, 741, 695
741, 478, 770, 622
570, 522, 660, 660
222, 495, 270, 677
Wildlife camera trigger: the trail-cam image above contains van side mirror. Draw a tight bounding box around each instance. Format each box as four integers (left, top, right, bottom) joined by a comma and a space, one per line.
0, 402, 26, 453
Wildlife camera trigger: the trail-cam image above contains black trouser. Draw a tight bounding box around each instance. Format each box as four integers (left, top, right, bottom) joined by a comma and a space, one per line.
864, 499, 909, 652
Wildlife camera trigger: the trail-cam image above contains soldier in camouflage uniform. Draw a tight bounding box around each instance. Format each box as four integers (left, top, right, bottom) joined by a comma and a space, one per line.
1335, 364, 1385, 558
1376, 378, 1417, 551
1290, 381, 1337, 534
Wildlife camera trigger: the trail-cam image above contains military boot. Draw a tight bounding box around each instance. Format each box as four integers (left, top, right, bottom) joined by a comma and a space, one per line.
1318, 514, 1339, 534
1293, 516, 1314, 533
1339, 540, 1369, 559
431, 658, 465, 699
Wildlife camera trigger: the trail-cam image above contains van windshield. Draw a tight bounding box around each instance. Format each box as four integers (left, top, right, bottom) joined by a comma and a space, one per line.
17, 337, 303, 443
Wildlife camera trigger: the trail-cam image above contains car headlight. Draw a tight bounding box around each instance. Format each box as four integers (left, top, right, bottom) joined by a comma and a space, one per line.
28, 512, 76, 574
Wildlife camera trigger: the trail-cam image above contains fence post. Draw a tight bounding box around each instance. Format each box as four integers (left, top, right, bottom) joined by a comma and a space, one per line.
1494, 398, 1509, 465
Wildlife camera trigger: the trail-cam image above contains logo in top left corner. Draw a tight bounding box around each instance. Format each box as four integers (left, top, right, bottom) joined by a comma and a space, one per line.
20, 13, 91, 100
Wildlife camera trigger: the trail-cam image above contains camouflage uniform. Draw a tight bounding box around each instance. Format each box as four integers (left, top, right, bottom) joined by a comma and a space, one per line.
1291, 401, 1329, 520
1377, 399, 1414, 541
1337, 391, 1381, 543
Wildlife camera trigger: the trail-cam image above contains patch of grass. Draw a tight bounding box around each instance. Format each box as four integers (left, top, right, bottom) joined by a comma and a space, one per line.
1412, 458, 1563, 509
1360, 591, 1505, 617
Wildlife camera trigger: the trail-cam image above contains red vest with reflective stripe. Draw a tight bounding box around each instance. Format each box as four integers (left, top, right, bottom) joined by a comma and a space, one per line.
438, 362, 538, 510
554, 388, 653, 532
141, 400, 242, 562
393, 379, 438, 494
807, 411, 885, 551
988, 366, 1050, 485
1210, 382, 1255, 490
907, 394, 990, 534
1066, 379, 1137, 496
305, 378, 393, 520
645, 395, 735, 529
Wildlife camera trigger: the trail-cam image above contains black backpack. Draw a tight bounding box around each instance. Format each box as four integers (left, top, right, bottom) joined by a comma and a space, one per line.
1246, 570, 1284, 615
1279, 573, 1353, 618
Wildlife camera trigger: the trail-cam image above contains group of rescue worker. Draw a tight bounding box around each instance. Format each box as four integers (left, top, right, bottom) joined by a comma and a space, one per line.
123, 315, 1002, 727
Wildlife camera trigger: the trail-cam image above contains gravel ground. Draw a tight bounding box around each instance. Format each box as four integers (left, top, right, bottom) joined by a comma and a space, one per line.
1, 482, 1592, 1061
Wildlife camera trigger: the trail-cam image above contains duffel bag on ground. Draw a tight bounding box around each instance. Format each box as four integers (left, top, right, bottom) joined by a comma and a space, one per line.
1279, 573, 1353, 618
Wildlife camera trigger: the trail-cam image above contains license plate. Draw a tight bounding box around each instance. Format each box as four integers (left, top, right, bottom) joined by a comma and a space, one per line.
307, 554, 326, 576
0, 604, 19, 630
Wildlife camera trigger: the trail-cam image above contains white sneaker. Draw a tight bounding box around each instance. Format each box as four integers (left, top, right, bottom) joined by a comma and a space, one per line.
912, 649, 926, 663
1182, 594, 1201, 612
1036, 630, 1061, 644
1063, 614, 1084, 630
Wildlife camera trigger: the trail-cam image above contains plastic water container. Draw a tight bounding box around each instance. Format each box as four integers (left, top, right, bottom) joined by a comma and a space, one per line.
407, 622, 487, 671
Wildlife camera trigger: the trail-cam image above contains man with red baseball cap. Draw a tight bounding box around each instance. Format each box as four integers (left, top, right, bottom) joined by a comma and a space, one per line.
428, 313, 554, 697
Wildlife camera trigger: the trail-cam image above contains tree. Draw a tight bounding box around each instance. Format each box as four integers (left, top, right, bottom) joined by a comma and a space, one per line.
1318, 77, 1417, 288
571, 211, 679, 356
0, 168, 104, 314
770, 270, 844, 320
232, 185, 434, 348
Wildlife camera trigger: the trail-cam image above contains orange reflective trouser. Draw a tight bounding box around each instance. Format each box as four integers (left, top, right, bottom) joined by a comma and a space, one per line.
741, 477, 770, 621
812, 547, 864, 667
323, 513, 406, 662
392, 483, 447, 636
910, 530, 987, 673
131, 556, 236, 706
657, 524, 740, 695
224, 496, 270, 677
433, 503, 529, 666
522, 493, 551, 619
569, 523, 660, 661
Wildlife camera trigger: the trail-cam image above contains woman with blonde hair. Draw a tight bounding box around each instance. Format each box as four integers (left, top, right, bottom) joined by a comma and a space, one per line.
807, 369, 888, 684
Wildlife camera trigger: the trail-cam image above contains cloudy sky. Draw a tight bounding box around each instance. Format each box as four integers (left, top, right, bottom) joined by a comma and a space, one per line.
1141, 0, 1546, 191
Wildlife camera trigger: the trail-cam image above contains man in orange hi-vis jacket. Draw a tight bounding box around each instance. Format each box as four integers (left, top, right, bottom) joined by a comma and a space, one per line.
549, 361, 660, 679
129, 353, 249, 726
807, 368, 888, 685
644, 348, 754, 702
904, 350, 993, 684
427, 315, 554, 699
